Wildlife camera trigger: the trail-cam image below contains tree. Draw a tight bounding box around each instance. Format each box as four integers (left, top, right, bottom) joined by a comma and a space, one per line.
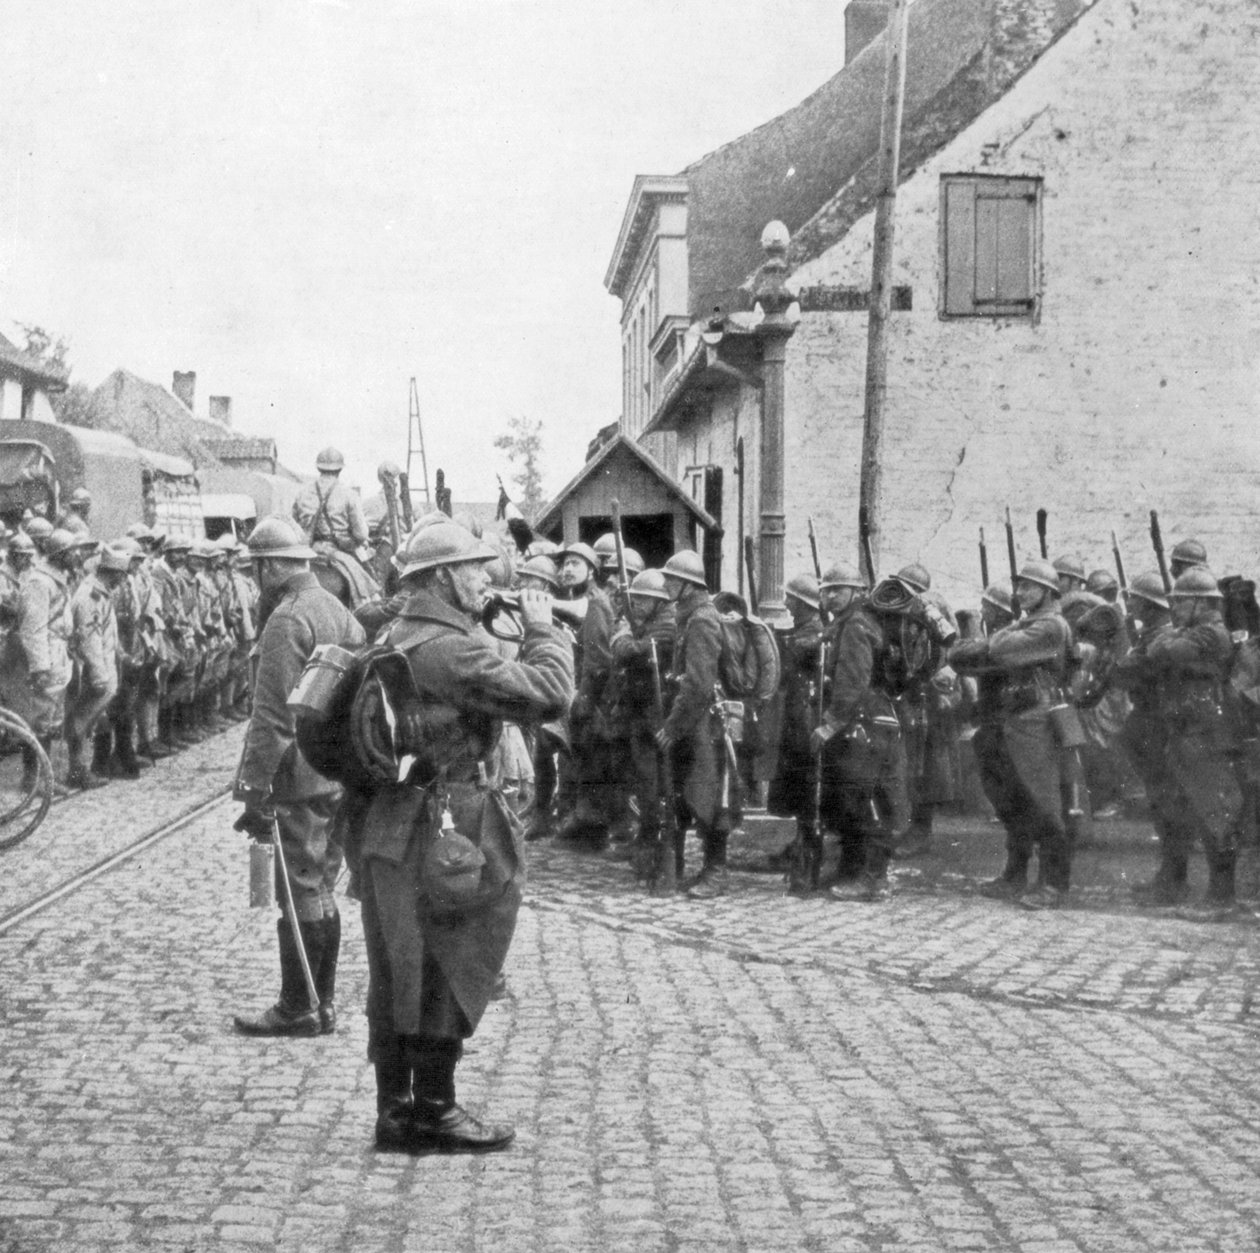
493, 416, 545, 520
52, 381, 97, 427
16, 324, 71, 374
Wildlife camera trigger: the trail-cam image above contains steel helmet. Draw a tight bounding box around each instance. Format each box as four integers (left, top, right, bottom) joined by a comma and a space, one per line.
215, 532, 239, 551
1052, 555, 1085, 582
662, 549, 707, 587
1169, 567, 1222, 600
98, 544, 131, 574
45, 528, 77, 558
784, 573, 821, 609
395, 519, 498, 578
115, 536, 143, 557
69, 487, 92, 507
163, 536, 192, 554
895, 562, 931, 594
315, 447, 345, 472
25, 517, 53, 540
7, 532, 35, 556
1170, 538, 1208, 568
483, 538, 515, 589
525, 538, 560, 559
820, 563, 866, 591
1127, 570, 1170, 609
628, 569, 670, 602
73, 533, 99, 550
981, 581, 1014, 614
593, 534, 618, 566
1085, 569, 1119, 599
125, 522, 152, 541
622, 547, 645, 577
1017, 559, 1061, 594
247, 516, 317, 560
560, 542, 601, 574
518, 555, 560, 589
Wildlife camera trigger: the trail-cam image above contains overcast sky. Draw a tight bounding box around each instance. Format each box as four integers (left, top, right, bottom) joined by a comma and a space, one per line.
0, 1, 850, 504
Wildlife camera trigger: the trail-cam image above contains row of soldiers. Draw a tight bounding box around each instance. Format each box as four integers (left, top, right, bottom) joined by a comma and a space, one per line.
512, 527, 1249, 921
0, 499, 257, 793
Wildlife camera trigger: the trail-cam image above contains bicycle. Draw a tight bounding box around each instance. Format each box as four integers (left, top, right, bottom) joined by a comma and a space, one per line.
0, 706, 53, 851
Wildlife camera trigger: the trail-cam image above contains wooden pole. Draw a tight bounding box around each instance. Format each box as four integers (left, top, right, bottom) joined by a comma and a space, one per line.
857, 0, 910, 585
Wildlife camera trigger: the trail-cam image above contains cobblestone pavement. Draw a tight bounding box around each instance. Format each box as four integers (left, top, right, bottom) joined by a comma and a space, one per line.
2, 747, 1260, 1252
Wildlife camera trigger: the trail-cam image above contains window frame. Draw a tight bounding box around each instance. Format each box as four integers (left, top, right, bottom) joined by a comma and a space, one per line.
939, 173, 1042, 321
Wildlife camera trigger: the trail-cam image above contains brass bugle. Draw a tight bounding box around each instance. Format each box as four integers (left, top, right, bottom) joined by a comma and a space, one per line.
481, 589, 586, 640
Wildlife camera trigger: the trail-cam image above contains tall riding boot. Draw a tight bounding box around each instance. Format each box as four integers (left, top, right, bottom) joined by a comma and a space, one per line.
409, 1036, 513, 1153
687, 824, 729, 899
233, 917, 320, 1036
373, 1042, 416, 1151
311, 911, 340, 1034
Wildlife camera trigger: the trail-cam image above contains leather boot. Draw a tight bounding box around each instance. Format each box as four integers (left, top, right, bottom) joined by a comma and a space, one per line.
409, 1037, 514, 1153
373, 1048, 416, 1151
65, 735, 107, 791
233, 918, 320, 1036
91, 729, 111, 776
787, 826, 822, 896
313, 912, 340, 1034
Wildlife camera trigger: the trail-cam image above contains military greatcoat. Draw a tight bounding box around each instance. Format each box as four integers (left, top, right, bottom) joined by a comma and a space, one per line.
347, 589, 572, 1056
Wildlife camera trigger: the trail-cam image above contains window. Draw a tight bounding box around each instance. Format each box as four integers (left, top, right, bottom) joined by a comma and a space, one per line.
941, 175, 1040, 317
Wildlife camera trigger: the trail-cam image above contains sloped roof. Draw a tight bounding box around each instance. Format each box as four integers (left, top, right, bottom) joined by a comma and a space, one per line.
89, 368, 228, 468
200, 436, 277, 466
0, 331, 69, 389
681, 0, 993, 316
535, 434, 718, 535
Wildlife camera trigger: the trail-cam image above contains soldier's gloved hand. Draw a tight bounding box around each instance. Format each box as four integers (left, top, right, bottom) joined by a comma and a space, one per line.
233, 808, 274, 841
518, 587, 553, 628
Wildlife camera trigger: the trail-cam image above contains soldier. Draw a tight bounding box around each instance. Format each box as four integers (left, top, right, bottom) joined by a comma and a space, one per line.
157, 537, 201, 749
339, 520, 572, 1152
655, 549, 736, 898
810, 563, 907, 903
891, 563, 962, 859
950, 559, 1073, 910
226, 540, 257, 720
188, 542, 229, 736
56, 487, 92, 537
517, 555, 567, 842
233, 517, 366, 1037
5, 529, 76, 796
66, 543, 125, 790
555, 541, 614, 845
765, 574, 826, 890
1169, 538, 1208, 580
1144, 568, 1243, 921
1053, 555, 1087, 596
93, 538, 144, 779
1085, 569, 1120, 604
1112, 572, 1181, 902
292, 447, 369, 555
24, 516, 54, 557
606, 568, 676, 875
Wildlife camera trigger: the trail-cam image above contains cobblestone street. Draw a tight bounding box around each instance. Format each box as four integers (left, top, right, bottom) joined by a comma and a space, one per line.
2, 732, 1260, 1252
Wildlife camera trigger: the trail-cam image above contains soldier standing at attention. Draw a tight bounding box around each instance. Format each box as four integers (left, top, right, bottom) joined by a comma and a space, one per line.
766, 574, 826, 890
56, 487, 92, 537
606, 568, 676, 875
233, 517, 365, 1037
950, 559, 1073, 910
1053, 556, 1087, 597
811, 564, 906, 903
1169, 538, 1209, 580
66, 543, 126, 790
1145, 568, 1243, 921
656, 549, 736, 899
340, 520, 572, 1153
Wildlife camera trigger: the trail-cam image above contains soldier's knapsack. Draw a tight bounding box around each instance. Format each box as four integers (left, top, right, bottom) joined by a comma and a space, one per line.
712, 597, 781, 705
865, 577, 949, 696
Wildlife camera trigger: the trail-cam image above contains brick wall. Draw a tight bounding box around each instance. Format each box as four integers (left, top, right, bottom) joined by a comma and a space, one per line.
773, 0, 1260, 608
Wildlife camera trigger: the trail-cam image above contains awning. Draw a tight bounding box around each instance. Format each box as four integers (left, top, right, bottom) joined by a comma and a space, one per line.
200, 492, 257, 521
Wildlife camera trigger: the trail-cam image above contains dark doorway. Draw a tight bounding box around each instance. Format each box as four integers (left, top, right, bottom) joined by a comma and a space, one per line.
578, 511, 676, 572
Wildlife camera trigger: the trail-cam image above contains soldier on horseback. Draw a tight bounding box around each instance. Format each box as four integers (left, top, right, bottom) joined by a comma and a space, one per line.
292, 447, 378, 608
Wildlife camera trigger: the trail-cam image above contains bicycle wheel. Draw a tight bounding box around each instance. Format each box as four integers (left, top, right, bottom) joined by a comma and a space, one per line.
0, 708, 53, 851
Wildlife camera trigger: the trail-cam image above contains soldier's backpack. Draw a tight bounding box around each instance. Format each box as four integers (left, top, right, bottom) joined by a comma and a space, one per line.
865, 577, 951, 697
711, 592, 781, 705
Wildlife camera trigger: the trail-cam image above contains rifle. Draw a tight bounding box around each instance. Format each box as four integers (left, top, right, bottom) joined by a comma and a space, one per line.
609, 499, 630, 608
744, 535, 759, 614
790, 636, 828, 895
398, 471, 415, 530
807, 516, 829, 625
648, 637, 679, 893
1111, 529, 1128, 593
1036, 509, 1048, 560
1004, 506, 1022, 619
1149, 510, 1171, 593
858, 504, 876, 588
978, 527, 989, 590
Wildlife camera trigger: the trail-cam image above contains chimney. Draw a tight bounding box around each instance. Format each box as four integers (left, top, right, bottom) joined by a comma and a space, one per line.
845, 0, 891, 64
209, 395, 232, 427
172, 370, 195, 411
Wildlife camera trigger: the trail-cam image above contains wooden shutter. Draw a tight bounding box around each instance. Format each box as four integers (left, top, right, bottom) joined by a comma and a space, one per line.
942, 176, 1039, 316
